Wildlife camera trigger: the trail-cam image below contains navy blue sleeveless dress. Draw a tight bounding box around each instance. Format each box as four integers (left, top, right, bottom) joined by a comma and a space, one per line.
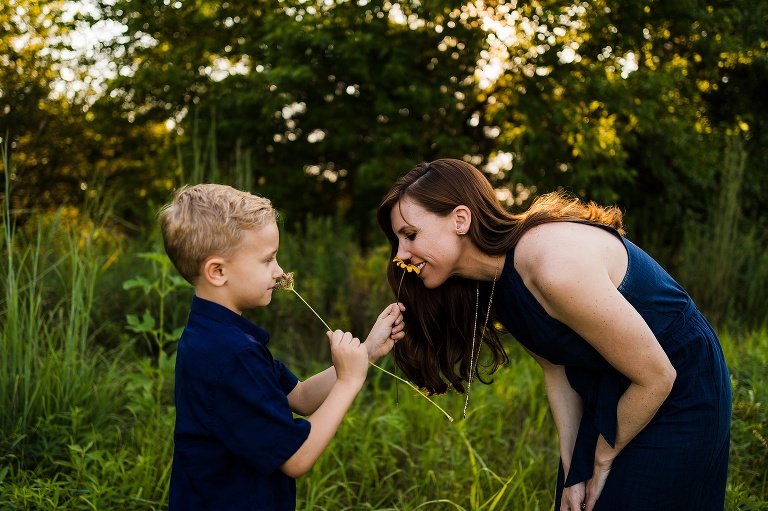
492, 223, 731, 510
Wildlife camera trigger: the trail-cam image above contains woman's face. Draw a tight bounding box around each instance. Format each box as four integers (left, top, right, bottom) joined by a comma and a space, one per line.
389, 197, 464, 289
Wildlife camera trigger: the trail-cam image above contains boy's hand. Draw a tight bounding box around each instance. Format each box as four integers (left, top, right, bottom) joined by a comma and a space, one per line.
327, 330, 369, 389
364, 302, 406, 363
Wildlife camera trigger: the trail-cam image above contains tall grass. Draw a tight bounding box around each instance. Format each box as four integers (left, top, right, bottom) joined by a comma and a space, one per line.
1, 153, 173, 509
0, 154, 119, 458
722, 328, 768, 509
296, 343, 559, 510
679, 135, 768, 329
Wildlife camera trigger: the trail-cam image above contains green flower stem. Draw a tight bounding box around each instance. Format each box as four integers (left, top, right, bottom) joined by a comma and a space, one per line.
290, 288, 453, 422
291, 289, 332, 332
367, 360, 454, 422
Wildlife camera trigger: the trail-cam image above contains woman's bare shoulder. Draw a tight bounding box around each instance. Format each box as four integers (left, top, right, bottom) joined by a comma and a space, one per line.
515, 222, 624, 282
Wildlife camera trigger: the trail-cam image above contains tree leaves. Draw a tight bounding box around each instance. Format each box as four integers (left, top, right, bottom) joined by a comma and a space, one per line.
2, 0, 766, 259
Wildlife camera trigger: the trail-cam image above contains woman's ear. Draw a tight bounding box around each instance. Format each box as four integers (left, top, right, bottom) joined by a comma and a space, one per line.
453, 205, 472, 235
202, 256, 227, 287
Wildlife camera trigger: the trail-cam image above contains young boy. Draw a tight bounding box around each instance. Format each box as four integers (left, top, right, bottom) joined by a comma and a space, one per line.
159, 184, 405, 511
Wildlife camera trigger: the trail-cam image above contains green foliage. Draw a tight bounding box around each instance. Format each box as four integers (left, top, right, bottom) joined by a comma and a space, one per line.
3, 0, 768, 295
295, 344, 559, 511
678, 136, 768, 327
0, 177, 125, 464
722, 328, 768, 509
0, 0, 148, 222
128, 0, 491, 244
478, 0, 768, 256
89, 0, 768, 278
0, 166, 173, 509
123, 252, 192, 353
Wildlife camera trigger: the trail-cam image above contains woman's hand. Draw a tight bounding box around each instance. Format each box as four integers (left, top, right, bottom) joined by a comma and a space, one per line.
584, 456, 613, 510
364, 302, 406, 363
561, 482, 586, 511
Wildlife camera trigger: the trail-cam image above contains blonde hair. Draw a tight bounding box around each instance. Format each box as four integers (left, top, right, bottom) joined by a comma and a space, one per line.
159, 184, 277, 284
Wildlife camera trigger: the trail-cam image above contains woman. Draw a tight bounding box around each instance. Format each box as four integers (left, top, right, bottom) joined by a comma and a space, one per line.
377, 158, 731, 511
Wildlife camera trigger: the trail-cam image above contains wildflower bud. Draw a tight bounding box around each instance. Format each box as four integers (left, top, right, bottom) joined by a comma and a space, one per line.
274, 272, 295, 291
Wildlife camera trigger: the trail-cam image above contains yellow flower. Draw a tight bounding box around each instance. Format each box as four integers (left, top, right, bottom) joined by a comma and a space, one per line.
393, 256, 420, 274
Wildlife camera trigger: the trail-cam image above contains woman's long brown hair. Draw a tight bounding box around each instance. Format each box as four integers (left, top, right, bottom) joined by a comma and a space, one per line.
377, 158, 624, 395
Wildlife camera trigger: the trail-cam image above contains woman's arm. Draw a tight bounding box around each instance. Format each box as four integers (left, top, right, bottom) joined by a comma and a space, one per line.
526, 348, 587, 511
516, 223, 676, 509
525, 348, 583, 476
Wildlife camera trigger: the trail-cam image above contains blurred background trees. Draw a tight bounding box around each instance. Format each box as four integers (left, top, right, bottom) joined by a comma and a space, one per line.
2, 0, 767, 325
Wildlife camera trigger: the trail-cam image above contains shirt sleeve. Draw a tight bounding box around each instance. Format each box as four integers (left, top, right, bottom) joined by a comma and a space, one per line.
273, 358, 300, 395
212, 344, 311, 475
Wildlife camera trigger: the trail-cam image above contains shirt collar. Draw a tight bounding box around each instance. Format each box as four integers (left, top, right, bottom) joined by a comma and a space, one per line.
190, 295, 270, 345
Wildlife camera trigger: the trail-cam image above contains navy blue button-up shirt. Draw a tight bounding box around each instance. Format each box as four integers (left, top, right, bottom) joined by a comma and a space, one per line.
169, 296, 311, 510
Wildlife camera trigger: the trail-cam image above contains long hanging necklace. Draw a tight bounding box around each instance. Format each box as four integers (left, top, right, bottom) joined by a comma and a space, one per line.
463, 255, 500, 419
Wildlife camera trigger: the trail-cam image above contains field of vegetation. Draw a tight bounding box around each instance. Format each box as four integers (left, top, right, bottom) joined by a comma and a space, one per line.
1, 184, 766, 511
3, 0, 767, 508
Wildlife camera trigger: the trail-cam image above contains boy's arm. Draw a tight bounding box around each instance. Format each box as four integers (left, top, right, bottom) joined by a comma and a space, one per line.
286, 366, 337, 417
280, 330, 368, 478
286, 303, 404, 416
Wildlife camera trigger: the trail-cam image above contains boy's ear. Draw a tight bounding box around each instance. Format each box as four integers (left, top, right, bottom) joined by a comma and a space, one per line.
452, 205, 471, 235
202, 256, 227, 287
